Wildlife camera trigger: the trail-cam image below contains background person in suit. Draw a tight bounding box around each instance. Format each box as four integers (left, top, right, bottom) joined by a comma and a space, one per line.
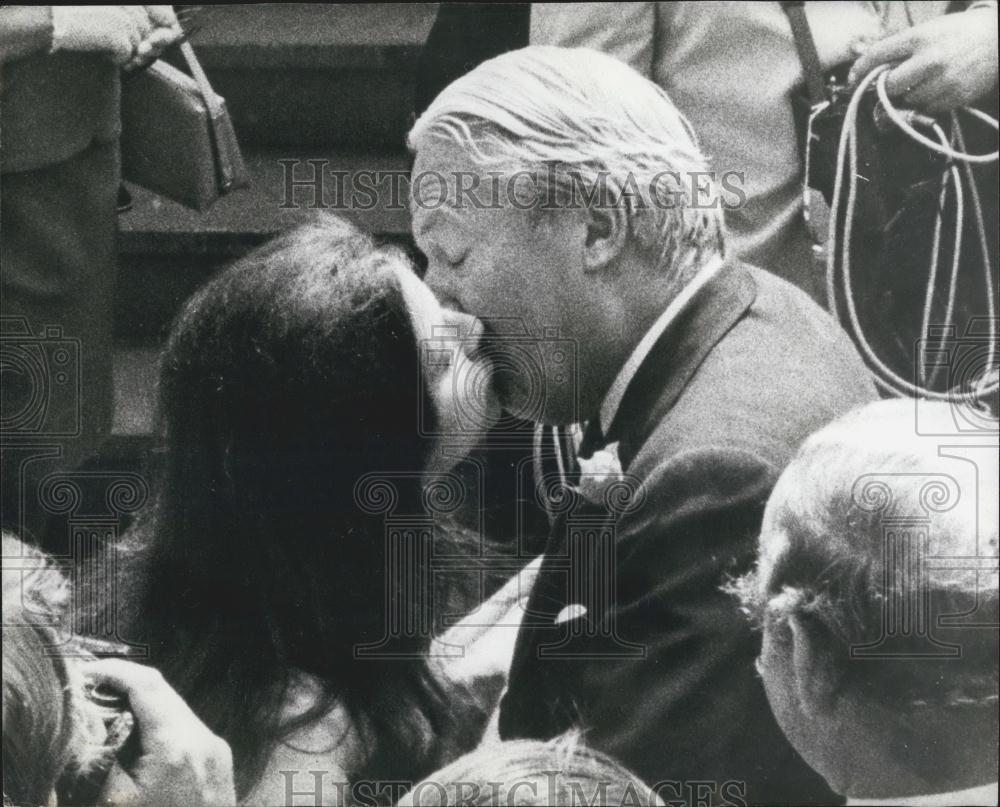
0, 6, 180, 543
408, 46, 877, 804
529, 1, 997, 303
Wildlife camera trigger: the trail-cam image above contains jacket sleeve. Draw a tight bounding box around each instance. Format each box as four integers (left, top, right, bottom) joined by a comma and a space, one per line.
0, 7, 52, 65
529, 2, 656, 78
501, 445, 837, 805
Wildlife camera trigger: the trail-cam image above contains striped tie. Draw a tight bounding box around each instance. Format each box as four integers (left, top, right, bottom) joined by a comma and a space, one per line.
533, 421, 602, 525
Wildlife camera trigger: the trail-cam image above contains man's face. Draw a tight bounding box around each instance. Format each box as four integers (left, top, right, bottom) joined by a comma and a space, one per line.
758, 621, 827, 777
411, 138, 587, 425
753, 530, 847, 796
751, 517, 844, 790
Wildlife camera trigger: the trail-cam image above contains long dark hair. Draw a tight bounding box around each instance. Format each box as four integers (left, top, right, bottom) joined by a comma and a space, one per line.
115, 217, 476, 798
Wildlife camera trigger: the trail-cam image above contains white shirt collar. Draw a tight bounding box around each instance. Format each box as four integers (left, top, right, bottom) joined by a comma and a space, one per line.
598, 256, 723, 435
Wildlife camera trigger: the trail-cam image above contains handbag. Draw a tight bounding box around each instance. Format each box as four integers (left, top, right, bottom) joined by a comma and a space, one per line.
120, 41, 249, 211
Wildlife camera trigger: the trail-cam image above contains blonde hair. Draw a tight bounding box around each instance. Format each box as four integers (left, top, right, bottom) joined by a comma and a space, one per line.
408, 46, 725, 283
399, 732, 662, 806
2, 534, 109, 805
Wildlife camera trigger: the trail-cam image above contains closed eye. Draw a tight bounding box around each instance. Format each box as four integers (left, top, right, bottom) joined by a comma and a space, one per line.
437, 243, 468, 270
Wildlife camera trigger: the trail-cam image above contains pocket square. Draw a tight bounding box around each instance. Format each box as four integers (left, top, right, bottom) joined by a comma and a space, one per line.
555, 603, 588, 625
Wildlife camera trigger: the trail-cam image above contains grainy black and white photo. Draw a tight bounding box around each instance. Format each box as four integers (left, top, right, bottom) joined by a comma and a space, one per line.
1, 3, 998, 806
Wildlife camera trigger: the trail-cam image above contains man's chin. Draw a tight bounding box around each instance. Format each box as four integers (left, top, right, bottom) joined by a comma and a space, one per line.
495, 377, 536, 423
498, 386, 576, 427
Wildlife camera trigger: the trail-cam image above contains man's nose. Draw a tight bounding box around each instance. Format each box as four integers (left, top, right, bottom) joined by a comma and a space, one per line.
444, 309, 485, 351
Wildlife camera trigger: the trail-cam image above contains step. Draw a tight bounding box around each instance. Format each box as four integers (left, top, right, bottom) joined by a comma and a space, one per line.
187, 4, 436, 63
115, 149, 415, 344
119, 149, 412, 255
180, 4, 438, 148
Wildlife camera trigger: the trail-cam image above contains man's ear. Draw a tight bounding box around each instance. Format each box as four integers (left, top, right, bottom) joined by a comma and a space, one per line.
581, 202, 628, 274
788, 612, 841, 718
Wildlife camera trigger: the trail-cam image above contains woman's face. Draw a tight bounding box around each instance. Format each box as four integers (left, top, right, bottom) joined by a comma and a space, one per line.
394, 263, 501, 474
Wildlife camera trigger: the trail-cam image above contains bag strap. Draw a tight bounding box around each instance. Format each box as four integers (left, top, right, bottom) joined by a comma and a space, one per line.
780, 1, 829, 107
179, 40, 237, 190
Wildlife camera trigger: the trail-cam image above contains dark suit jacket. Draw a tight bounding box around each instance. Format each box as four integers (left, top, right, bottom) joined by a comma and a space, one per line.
499, 261, 878, 805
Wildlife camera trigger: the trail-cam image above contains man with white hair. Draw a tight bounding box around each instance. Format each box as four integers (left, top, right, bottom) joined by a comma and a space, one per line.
409, 46, 876, 803
735, 399, 998, 805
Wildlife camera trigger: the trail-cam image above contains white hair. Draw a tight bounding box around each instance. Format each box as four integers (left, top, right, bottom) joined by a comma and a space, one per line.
408, 46, 725, 282
742, 401, 999, 709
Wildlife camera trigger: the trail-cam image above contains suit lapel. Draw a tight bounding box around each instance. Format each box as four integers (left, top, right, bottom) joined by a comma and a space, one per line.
607, 261, 758, 469
520, 261, 757, 647
502, 262, 759, 741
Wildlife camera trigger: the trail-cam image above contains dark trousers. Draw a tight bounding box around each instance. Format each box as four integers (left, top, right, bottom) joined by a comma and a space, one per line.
1, 138, 119, 545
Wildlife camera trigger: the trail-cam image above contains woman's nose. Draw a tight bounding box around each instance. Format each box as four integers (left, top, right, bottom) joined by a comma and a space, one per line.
444, 309, 486, 356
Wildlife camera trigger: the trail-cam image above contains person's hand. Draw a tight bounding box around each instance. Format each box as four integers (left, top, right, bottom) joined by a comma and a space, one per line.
431, 557, 541, 688
124, 7, 184, 72
85, 659, 236, 807
50, 6, 182, 68
848, 6, 999, 113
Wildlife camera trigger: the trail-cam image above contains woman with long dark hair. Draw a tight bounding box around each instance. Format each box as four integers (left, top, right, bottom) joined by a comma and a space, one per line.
113, 216, 500, 804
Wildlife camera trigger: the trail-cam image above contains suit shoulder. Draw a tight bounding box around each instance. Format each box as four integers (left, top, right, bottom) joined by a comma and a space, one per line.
631, 264, 876, 471
627, 441, 780, 508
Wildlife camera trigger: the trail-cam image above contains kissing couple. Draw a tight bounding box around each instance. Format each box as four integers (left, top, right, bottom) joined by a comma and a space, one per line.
114, 46, 873, 805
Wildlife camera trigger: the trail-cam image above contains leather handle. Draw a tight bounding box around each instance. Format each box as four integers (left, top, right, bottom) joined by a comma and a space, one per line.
179, 41, 222, 116
781, 1, 829, 108
178, 40, 236, 189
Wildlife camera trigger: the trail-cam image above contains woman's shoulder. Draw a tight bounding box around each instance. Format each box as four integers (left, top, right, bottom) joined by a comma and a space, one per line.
241, 672, 366, 806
